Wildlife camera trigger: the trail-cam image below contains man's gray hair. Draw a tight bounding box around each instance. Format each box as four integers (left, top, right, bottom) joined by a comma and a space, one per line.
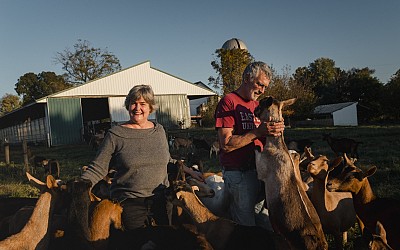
242, 61, 272, 83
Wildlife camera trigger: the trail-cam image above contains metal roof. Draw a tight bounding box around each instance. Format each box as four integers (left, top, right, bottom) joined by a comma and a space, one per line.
36, 61, 216, 103
313, 102, 358, 114
222, 38, 248, 50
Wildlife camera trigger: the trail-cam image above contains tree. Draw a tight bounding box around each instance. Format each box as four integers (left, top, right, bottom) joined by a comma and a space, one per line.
266, 65, 317, 119
341, 68, 384, 122
15, 71, 71, 104
293, 58, 342, 105
54, 39, 122, 84
209, 48, 253, 95
382, 69, 400, 120
0, 93, 21, 115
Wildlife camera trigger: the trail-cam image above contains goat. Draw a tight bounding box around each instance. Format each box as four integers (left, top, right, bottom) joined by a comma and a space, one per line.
326, 154, 400, 250
286, 138, 314, 154
0, 173, 65, 250
322, 133, 362, 159
89, 131, 105, 151
81, 166, 116, 200
198, 173, 228, 218
173, 137, 193, 152
166, 179, 290, 250
355, 221, 393, 250
254, 96, 328, 250
209, 141, 220, 159
29, 156, 61, 179
168, 160, 216, 226
306, 152, 356, 249
60, 177, 123, 250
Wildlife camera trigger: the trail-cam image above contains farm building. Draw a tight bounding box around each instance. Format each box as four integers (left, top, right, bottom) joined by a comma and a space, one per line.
0, 61, 216, 146
295, 102, 359, 127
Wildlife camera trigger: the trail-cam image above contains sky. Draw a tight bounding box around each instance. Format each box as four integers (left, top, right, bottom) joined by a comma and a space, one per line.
1, 0, 399, 98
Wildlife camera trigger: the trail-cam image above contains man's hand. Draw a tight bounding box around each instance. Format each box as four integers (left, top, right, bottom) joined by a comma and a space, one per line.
266, 121, 285, 137
255, 120, 285, 137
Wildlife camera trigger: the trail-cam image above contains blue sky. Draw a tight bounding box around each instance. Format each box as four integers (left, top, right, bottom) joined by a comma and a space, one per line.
1, 0, 399, 98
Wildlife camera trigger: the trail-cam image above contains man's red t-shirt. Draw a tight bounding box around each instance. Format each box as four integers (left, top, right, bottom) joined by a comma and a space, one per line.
215, 92, 263, 170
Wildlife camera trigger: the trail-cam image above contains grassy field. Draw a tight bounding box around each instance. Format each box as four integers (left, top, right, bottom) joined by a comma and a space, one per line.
0, 125, 399, 248
1, 125, 399, 198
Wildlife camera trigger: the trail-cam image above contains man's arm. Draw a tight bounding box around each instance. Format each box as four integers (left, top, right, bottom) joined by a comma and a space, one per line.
218, 121, 285, 153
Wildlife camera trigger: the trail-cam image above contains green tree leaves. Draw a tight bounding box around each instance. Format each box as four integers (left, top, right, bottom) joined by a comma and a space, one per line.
0, 93, 21, 115
15, 71, 71, 105
54, 39, 121, 84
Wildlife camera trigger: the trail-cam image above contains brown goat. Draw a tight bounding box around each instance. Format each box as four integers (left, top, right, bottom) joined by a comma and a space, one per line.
0, 173, 65, 250
326, 154, 400, 250
306, 152, 356, 249
63, 178, 123, 250
166, 180, 290, 250
254, 96, 328, 249
173, 137, 193, 151
355, 221, 393, 250
322, 133, 362, 159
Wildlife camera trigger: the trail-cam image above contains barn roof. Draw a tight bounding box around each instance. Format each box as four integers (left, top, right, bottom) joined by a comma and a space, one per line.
313, 102, 357, 115
36, 61, 216, 103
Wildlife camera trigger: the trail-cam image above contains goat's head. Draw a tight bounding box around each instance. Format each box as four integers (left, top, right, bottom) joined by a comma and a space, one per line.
356, 221, 393, 250
326, 153, 377, 194
166, 180, 199, 206
26, 172, 69, 212
254, 96, 296, 123
307, 155, 342, 180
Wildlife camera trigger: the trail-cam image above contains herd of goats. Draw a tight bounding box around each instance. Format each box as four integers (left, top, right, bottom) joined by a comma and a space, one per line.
0, 97, 399, 250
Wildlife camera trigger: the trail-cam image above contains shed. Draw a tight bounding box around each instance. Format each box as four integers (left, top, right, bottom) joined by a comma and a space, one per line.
0, 61, 216, 146
313, 102, 358, 126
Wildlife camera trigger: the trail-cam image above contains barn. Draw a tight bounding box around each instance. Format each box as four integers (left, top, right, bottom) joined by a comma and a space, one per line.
313, 102, 359, 126
0, 61, 216, 146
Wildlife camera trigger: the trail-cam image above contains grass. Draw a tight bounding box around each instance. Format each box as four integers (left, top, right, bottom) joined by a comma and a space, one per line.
0, 125, 399, 249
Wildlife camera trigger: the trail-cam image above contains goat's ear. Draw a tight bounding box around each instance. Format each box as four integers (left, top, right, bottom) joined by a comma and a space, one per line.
363, 166, 377, 178
329, 157, 343, 171
46, 175, 58, 189
26, 172, 46, 191
282, 98, 296, 107
89, 192, 101, 202
376, 221, 388, 243
304, 146, 314, 159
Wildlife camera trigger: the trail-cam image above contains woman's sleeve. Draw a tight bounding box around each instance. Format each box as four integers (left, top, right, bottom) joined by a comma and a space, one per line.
80, 132, 114, 186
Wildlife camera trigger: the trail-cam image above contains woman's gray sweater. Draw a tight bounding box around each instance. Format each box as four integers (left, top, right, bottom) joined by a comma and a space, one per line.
81, 123, 171, 202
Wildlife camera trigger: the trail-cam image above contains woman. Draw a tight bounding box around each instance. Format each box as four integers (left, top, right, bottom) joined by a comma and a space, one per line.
81, 84, 203, 230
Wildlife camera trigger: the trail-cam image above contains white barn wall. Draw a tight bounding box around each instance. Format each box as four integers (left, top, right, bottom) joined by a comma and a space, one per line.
108, 97, 130, 123
332, 103, 358, 126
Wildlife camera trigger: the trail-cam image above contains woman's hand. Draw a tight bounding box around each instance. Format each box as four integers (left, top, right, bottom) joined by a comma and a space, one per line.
184, 165, 205, 182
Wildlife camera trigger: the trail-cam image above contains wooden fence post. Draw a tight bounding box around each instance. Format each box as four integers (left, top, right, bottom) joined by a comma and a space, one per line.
4, 141, 10, 166
22, 139, 29, 173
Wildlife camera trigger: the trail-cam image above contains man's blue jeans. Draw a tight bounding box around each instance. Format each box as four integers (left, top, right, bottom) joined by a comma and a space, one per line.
223, 168, 261, 226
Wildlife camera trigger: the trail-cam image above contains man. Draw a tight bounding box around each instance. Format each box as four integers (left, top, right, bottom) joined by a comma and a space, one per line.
215, 61, 285, 226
